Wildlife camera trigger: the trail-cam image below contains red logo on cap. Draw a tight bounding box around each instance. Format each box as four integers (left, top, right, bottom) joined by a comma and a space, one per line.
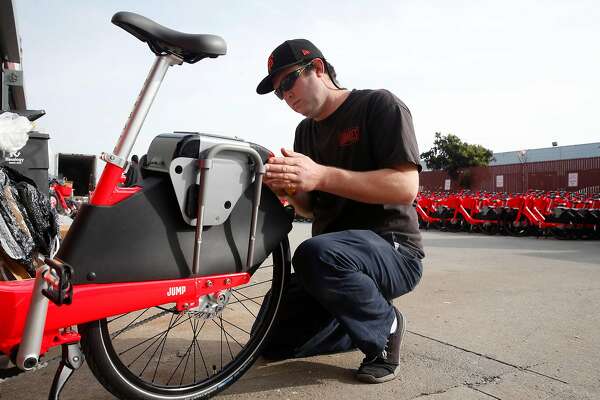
268, 54, 274, 72
301, 49, 311, 56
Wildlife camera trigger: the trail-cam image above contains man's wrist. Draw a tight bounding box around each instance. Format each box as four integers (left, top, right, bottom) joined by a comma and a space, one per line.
316, 165, 334, 192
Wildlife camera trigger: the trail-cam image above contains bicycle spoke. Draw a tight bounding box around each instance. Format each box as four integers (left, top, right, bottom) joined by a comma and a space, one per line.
235, 278, 273, 291
120, 326, 167, 361
107, 313, 130, 324
220, 316, 235, 361
211, 318, 245, 350
166, 339, 193, 386
228, 294, 265, 305
220, 317, 251, 336
191, 320, 210, 378
230, 292, 257, 318
136, 313, 181, 379
191, 319, 198, 383
220, 316, 223, 370
231, 289, 263, 306
111, 308, 150, 339
117, 312, 190, 357
172, 317, 209, 385
130, 312, 180, 374
151, 313, 186, 383
180, 339, 194, 386
125, 313, 177, 367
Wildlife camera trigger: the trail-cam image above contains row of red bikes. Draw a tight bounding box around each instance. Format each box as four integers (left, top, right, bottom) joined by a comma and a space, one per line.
417, 190, 600, 239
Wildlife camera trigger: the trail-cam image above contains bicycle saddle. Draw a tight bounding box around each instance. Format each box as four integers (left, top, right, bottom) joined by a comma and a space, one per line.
111, 11, 227, 63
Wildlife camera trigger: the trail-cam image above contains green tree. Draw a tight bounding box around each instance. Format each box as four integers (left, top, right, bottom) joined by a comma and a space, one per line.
420, 132, 493, 178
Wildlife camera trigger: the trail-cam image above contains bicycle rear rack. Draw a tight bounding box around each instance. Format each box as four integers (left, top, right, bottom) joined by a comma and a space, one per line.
192, 144, 266, 275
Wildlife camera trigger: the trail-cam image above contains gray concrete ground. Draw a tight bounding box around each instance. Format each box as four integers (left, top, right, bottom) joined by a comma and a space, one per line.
2, 224, 599, 399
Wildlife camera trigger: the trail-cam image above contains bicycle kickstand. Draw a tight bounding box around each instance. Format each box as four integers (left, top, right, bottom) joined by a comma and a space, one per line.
48, 342, 84, 400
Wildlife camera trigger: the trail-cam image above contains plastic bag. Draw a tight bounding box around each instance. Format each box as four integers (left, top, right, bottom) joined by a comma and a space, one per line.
0, 112, 32, 153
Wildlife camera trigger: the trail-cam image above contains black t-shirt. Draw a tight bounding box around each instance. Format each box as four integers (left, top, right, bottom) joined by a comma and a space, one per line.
294, 89, 424, 258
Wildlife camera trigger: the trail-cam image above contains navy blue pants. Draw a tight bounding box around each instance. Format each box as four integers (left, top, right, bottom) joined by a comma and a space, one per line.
282, 229, 422, 358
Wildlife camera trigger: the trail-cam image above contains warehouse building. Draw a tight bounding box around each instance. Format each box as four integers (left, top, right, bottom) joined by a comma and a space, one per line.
419, 142, 600, 194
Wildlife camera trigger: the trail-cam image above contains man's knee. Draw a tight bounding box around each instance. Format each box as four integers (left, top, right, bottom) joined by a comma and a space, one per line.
292, 235, 345, 288
293, 236, 326, 275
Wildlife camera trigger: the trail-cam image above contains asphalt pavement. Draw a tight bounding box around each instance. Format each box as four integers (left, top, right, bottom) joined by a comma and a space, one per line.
2, 224, 599, 399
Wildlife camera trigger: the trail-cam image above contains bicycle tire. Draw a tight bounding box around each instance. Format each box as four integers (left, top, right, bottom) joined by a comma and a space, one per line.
481, 222, 498, 235
80, 238, 290, 400
505, 217, 529, 237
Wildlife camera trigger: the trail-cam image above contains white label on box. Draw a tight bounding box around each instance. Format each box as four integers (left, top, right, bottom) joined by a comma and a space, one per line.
568, 172, 578, 187
496, 175, 504, 188
3, 150, 24, 165
444, 179, 451, 191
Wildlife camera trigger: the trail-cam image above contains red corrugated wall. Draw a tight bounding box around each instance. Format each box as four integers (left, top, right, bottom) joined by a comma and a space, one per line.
419, 157, 600, 193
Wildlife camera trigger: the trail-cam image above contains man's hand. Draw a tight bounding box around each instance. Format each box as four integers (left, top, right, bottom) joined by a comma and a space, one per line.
263, 148, 418, 206
264, 148, 326, 194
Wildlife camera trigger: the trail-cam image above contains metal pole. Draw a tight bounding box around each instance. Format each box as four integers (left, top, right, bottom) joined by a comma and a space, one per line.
112, 54, 182, 162
192, 160, 211, 276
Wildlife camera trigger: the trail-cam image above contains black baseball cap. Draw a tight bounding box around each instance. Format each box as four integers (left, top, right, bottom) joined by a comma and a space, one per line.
256, 39, 324, 95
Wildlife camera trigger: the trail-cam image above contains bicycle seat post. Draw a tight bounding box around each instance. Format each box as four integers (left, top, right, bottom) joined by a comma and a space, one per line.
92, 54, 182, 204
113, 53, 182, 161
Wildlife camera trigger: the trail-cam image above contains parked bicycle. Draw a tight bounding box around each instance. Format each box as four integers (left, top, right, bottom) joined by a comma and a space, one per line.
417, 190, 600, 239
0, 12, 293, 400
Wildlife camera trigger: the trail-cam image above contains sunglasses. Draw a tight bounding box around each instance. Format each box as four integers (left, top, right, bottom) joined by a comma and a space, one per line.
274, 63, 312, 100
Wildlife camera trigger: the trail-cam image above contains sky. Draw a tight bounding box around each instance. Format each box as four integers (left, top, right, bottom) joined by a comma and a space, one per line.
12, 0, 600, 175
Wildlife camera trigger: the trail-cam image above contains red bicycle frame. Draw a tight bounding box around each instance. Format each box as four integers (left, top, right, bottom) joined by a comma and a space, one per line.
0, 272, 249, 357
0, 53, 257, 372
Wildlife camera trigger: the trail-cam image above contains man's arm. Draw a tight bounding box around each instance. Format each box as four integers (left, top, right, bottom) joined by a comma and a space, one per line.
318, 164, 418, 205
264, 148, 419, 206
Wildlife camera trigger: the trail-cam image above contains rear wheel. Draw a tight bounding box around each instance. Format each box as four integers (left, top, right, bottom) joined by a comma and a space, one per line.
481, 222, 498, 235
444, 215, 463, 232
81, 239, 290, 400
505, 217, 530, 237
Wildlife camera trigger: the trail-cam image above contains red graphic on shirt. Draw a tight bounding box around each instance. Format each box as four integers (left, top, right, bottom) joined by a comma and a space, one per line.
301, 49, 311, 56
268, 53, 274, 72
338, 127, 360, 146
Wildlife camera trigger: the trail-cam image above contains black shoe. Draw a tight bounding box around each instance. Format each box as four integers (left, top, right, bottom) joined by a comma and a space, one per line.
355, 307, 405, 383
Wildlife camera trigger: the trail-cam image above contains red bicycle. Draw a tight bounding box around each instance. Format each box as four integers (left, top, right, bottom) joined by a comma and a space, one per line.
417, 190, 600, 238
0, 12, 292, 399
